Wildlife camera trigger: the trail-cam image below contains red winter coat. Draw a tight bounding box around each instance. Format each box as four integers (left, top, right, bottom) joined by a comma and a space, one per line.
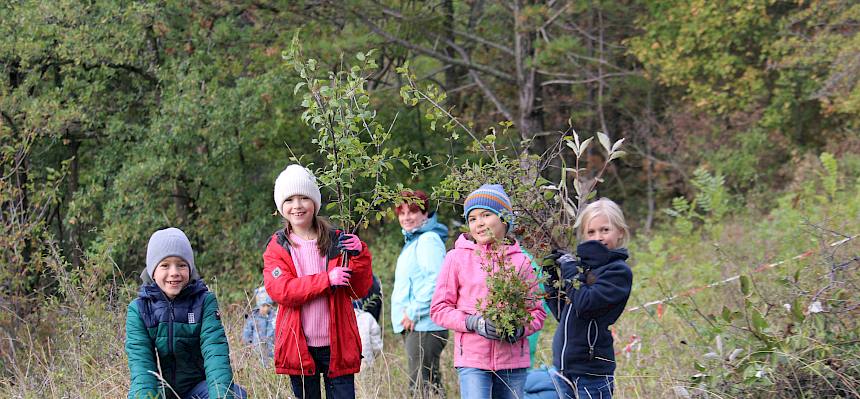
262, 229, 373, 377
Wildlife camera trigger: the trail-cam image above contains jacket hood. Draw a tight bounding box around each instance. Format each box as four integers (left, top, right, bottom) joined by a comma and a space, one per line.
576, 240, 629, 268
403, 212, 449, 243
138, 278, 208, 301
453, 233, 524, 257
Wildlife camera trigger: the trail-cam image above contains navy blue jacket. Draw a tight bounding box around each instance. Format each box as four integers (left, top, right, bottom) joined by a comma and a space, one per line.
546, 241, 632, 377
353, 274, 383, 323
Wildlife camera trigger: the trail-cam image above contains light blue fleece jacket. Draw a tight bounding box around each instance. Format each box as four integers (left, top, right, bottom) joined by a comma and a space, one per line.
391, 212, 448, 333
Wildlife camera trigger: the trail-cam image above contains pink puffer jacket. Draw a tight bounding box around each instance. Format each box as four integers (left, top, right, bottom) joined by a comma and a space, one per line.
430, 234, 546, 370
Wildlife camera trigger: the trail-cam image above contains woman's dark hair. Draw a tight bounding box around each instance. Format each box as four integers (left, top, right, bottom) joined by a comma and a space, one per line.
393, 190, 430, 215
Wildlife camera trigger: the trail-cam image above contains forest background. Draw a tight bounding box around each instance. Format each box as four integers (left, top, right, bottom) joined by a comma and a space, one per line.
1, 1, 859, 398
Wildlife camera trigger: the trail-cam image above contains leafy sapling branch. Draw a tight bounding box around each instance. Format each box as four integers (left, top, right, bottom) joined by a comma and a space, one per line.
284, 36, 407, 234
396, 65, 627, 336
474, 233, 543, 338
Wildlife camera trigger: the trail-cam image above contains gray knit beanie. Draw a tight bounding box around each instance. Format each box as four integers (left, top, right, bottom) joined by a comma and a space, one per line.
273, 164, 322, 217
143, 227, 198, 281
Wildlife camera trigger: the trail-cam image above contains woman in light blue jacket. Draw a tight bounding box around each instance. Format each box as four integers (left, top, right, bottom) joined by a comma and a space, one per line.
391, 190, 449, 398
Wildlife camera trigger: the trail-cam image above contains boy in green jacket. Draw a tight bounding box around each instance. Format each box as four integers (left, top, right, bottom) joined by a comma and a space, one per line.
125, 227, 246, 399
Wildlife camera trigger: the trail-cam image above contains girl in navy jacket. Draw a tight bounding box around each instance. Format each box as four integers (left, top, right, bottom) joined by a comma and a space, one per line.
545, 198, 633, 399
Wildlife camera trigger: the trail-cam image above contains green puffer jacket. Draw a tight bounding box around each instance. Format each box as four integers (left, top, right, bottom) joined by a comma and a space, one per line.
126, 278, 237, 399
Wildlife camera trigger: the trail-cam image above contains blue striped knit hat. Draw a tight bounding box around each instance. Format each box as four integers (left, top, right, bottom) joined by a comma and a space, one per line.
463, 184, 514, 232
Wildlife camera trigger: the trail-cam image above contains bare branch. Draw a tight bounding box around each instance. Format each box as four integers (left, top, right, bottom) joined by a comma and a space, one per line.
445, 39, 514, 121
627, 141, 691, 182
558, 22, 627, 50
466, 0, 486, 31
542, 1, 572, 30
350, 9, 516, 82
447, 82, 477, 93
371, 4, 513, 55
541, 71, 640, 86
452, 31, 514, 56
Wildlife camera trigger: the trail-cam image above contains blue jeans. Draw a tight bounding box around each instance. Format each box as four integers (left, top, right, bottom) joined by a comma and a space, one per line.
457, 367, 527, 399
554, 373, 614, 399
183, 380, 247, 399
289, 346, 355, 399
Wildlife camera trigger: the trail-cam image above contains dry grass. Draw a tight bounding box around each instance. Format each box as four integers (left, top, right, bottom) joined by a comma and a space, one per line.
0, 277, 704, 399
2, 197, 857, 398
1, 255, 856, 399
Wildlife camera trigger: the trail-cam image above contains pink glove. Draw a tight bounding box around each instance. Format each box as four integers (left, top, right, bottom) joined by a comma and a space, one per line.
337, 233, 362, 256
328, 267, 352, 287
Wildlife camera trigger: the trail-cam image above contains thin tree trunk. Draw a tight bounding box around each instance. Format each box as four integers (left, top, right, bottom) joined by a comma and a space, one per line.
514, 0, 546, 161
645, 141, 655, 233
173, 180, 190, 225
597, 8, 609, 137
443, 0, 461, 107
585, 5, 597, 134
644, 89, 655, 232
68, 137, 81, 268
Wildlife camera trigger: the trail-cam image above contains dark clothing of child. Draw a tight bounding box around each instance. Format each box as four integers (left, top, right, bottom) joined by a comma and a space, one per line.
545, 240, 633, 377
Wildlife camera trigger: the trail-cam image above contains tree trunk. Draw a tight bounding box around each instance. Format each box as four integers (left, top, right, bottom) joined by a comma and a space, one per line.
645, 140, 655, 233
173, 180, 191, 225
596, 8, 610, 137
443, 0, 461, 107
67, 137, 82, 268
514, 1, 546, 175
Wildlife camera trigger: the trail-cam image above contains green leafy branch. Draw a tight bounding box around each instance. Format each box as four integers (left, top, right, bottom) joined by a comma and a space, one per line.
284, 36, 406, 232
395, 64, 627, 334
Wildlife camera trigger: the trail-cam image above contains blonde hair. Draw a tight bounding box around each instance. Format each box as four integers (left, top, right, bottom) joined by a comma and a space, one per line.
577, 197, 630, 248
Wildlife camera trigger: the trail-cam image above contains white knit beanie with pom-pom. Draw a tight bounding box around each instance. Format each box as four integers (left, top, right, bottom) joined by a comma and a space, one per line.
273, 164, 322, 217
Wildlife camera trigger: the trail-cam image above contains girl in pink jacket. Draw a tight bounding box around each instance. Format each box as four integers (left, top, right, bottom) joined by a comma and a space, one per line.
430, 184, 546, 399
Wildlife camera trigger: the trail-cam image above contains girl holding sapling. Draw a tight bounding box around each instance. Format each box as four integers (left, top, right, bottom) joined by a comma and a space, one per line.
262, 164, 373, 399
430, 184, 546, 399
544, 198, 633, 398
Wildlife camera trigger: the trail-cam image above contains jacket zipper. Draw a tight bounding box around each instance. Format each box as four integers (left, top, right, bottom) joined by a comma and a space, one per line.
168, 300, 176, 385
560, 304, 572, 371
459, 333, 463, 355
586, 319, 598, 361
490, 336, 496, 370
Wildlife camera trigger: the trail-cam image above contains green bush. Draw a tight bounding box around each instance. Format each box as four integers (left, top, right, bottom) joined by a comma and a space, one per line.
623, 153, 860, 398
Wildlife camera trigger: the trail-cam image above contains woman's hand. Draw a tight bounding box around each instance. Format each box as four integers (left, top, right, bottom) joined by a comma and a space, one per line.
401, 313, 415, 332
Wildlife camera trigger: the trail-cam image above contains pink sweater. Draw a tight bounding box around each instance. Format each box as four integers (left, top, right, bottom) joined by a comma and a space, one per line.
290, 233, 330, 346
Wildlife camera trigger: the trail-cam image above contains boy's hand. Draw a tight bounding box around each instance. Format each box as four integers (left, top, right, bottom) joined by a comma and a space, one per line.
336, 233, 362, 256
328, 267, 352, 287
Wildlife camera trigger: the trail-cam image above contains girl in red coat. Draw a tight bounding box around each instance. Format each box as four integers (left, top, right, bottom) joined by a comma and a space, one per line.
263, 164, 373, 399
